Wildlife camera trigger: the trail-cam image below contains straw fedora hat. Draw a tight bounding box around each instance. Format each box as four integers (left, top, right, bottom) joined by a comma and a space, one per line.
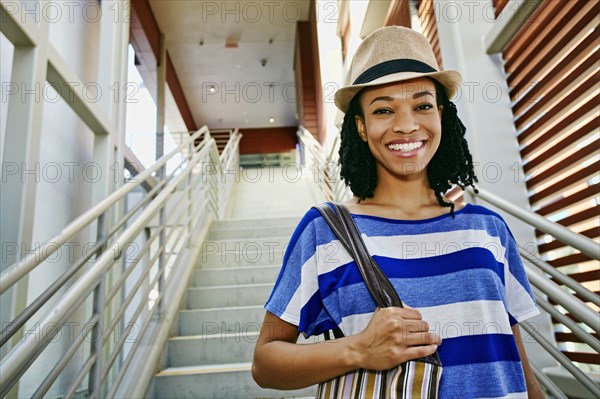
334, 26, 462, 113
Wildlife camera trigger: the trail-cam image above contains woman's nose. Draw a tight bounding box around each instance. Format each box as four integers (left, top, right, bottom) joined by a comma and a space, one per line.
392, 111, 419, 134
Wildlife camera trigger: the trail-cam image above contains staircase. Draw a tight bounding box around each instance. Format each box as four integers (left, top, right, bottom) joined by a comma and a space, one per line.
151, 166, 320, 398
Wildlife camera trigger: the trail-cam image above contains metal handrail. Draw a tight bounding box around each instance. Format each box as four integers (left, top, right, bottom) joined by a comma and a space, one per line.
297, 126, 351, 203
519, 247, 600, 307
521, 321, 600, 395
0, 128, 208, 294
468, 187, 599, 260
0, 127, 242, 398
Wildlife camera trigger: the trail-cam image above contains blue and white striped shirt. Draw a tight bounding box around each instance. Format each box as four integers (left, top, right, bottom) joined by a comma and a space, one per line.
265, 203, 539, 398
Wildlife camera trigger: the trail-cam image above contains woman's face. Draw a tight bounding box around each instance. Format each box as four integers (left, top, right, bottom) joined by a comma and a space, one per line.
355, 77, 443, 182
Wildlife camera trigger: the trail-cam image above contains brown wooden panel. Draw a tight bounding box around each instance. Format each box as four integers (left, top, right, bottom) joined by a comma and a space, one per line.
493, 0, 511, 18
565, 269, 600, 283
130, 0, 161, 62
563, 351, 600, 364
548, 253, 593, 268
525, 138, 599, 188
384, 0, 411, 28
417, 0, 443, 69
503, 0, 555, 63
530, 162, 599, 204
538, 227, 600, 253
536, 186, 599, 217
238, 127, 297, 155
534, 206, 600, 238
512, 46, 598, 118
555, 332, 600, 343
505, 0, 582, 78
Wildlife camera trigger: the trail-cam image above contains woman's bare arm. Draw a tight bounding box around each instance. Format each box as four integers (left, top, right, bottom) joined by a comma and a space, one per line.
512, 325, 545, 398
252, 307, 440, 390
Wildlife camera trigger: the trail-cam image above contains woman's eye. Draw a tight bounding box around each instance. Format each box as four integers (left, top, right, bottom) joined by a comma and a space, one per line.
373, 108, 392, 115
416, 103, 433, 111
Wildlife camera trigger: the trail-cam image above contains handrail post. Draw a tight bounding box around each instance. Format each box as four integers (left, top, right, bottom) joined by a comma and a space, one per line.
89, 212, 107, 397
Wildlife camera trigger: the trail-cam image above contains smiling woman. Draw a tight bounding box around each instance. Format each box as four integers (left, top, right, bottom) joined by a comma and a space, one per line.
252, 26, 545, 399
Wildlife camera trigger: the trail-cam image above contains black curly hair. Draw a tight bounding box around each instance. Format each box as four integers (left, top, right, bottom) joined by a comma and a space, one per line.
338, 78, 478, 217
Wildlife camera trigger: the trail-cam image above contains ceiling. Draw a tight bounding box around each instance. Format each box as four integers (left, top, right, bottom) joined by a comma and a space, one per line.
149, 0, 311, 130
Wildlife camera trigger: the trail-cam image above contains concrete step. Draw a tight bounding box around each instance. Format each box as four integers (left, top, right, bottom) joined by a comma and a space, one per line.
208, 225, 296, 240
187, 283, 273, 309
168, 331, 260, 367
153, 363, 317, 398
193, 265, 280, 287
168, 332, 321, 367
178, 305, 265, 336
197, 238, 289, 268
211, 217, 300, 230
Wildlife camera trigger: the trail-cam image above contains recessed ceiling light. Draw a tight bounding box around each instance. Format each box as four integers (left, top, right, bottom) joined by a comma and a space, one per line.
268, 117, 275, 123
209, 85, 216, 93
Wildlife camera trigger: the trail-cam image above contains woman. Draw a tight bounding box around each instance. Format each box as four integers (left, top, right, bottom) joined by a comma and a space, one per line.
252, 26, 544, 398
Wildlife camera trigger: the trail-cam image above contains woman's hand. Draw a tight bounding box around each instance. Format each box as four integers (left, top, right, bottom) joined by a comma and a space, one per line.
348, 307, 441, 370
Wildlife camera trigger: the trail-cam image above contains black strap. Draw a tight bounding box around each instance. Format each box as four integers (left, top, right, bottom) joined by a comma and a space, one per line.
314, 203, 403, 308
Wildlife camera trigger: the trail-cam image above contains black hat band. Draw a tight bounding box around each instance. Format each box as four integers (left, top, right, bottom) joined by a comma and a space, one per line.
353, 59, 437, 85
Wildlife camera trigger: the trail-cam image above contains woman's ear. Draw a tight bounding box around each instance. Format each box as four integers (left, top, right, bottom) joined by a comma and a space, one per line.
438, 105, 444, 119
355, 116, 367, 142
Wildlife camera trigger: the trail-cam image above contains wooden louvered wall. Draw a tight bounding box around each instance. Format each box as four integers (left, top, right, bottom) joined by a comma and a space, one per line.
417, 0, 443, 69
501, 0, 600, 367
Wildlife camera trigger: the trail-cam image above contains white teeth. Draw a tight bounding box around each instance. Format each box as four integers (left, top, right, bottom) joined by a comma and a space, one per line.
388, 141, 423, 152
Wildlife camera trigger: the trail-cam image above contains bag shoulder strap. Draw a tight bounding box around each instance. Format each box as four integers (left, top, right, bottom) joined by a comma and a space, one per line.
314, 203, 402, 308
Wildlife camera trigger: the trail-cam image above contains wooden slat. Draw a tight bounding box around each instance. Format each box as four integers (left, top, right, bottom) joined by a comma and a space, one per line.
521, 115, 597, 164
536, 186, 599, 217
534, 206, 600, 236
555, 332, 600, 343
538, 227, 599, 253
505, 0, 581, 74
525, 139, 599, 188
512, 43, 599, 118
494, 0, 510, 17
547, 253, 593, 268
503, 0, 556, 63
529, 161, 599, 204
563, 351, 600, 365
506, 0, 596, 87
564, 269, 600, 284
515, 68, 598, 133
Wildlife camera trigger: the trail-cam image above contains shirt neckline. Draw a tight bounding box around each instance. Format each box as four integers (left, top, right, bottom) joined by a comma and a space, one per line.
348, 203, 472, 224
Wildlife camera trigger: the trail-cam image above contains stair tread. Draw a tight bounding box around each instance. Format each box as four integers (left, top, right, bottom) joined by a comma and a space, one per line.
157, 362, 251, 376
196, 265, 280, 272
179, 304, 263, 313
188, 282, 273, 290
170, 331, 259, 342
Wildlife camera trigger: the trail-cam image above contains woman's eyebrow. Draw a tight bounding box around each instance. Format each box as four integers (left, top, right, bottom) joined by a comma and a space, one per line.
369, 95, 395, 105
413, 90, 435, 99
369, 91, 435, 106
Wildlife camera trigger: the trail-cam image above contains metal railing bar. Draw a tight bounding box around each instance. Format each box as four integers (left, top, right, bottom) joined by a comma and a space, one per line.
103, 241, 165, 344
534, 294, 600, 353
526, 268, 600, 333
520, 248, 600, 307
0, 142, 211, 389
98, 273, 163, 392
103, 199, 190, 345
103, 290, 164, 399
521, 321, 600, 394
0, 127, 208, 294
64, 353, 97, 399
468, 186, 599, 260
103, 227, 163, 306
31, 313, 100, 399
103, 178, 193, 319
0, 277, 96, 398
0, 175, 173, 348
529, 362, 568, 399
